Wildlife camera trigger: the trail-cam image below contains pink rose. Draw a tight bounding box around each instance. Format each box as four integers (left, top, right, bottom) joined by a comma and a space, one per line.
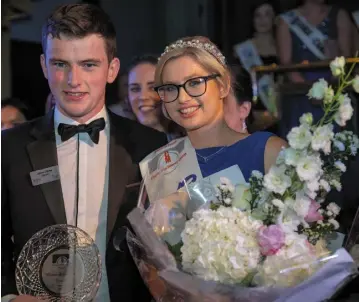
257, 225, 285, 256
305, 199, 323, 223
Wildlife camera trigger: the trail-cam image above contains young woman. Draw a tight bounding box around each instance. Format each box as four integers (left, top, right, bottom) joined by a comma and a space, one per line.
153, 36, 287, 181
276, 0, 352, 136
127, 55, 182, 141
233, 1, 279, 133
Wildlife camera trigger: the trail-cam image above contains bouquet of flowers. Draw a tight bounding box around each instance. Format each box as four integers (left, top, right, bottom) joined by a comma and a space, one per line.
125, 57, 359, 301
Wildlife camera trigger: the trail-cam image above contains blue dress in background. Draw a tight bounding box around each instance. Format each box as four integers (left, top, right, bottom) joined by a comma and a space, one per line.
280, 7, 339, 138
196, 132, 274, 181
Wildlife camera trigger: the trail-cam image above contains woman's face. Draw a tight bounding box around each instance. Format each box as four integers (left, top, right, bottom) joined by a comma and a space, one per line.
253, 4, 275, 34
161, 55, 224, 132
128, 63, 162, 128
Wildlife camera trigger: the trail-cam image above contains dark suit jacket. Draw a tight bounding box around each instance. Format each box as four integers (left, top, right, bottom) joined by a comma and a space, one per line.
1, 109, 167, 301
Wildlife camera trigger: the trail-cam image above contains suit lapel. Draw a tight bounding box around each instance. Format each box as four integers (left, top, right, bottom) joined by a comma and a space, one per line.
106, 113, 138, 244
27, 111, 67, 224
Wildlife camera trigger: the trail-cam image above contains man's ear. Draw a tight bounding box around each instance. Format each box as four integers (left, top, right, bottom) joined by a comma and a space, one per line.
107, 57, 120, 83
40, 54, 48, 80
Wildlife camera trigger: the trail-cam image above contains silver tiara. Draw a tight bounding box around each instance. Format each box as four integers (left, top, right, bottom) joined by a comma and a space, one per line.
159, 39, 226, 65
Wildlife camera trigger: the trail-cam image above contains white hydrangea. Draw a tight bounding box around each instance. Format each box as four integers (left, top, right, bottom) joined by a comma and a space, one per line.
307, 78, 328, 100
296, 154, 323, 182
330, 56, 345, 77
311, 124, 334, 155
353, 75, 359, 93
287, 124, 312, 150
181, 206, 262, 283
263, 165, 292, 195
334, 94, 353, 127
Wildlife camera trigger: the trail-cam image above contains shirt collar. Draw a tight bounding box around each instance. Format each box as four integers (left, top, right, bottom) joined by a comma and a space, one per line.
54, 106, 109, 126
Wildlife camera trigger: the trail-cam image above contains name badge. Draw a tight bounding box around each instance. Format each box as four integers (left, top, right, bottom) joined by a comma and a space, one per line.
30, 166, 60, 186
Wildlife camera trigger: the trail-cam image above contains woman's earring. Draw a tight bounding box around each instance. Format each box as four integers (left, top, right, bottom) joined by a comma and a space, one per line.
241, 120, 247, 133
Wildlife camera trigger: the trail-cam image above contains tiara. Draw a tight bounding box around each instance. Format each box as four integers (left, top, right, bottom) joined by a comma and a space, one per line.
159, 39, 226, 65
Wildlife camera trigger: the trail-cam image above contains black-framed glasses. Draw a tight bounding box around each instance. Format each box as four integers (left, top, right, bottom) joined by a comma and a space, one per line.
154, 74, 220, 103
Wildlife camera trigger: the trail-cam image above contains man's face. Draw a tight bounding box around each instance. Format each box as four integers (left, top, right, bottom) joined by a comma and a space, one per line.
1, 105, 26, 130
40, 34, 120, 123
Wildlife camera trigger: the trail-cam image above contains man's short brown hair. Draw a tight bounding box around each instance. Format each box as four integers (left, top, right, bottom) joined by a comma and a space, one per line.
41, 4, 117, 61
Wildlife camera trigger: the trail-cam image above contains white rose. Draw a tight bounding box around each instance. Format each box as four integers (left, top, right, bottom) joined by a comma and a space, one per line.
296, 154, 323, 182
299, 113, 313, 126
334, 160, 346, 173
311, 124, 334, 155
263, 165, 292, 195
335, 94, 353, 127
330, 56, 345, 77
307, 78, 328, 99
353, 75, 359, 93
287, 124, 312, 150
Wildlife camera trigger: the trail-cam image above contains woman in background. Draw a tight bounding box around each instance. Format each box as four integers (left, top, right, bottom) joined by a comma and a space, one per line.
108, 71, 136, 120
276, 0, 352, 137
233, 0, 279, 133
127, 55, 182, 141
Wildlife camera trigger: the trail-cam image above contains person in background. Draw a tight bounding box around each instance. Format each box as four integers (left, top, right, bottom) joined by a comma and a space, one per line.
276, 0, 352, 137
233, 1, 280, 133
108, 71, 135, 119
127, 54, 183, 141
1, 98, 28, 130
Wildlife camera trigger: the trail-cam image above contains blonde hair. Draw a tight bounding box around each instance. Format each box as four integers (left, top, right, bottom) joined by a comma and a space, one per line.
155, 36, 235, 106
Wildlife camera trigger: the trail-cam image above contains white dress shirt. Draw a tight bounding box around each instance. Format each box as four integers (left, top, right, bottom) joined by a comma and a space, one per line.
54, 106, 110, 301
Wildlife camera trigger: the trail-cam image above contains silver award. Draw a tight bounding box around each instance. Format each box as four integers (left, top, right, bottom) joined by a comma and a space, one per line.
16, 224, 101, 301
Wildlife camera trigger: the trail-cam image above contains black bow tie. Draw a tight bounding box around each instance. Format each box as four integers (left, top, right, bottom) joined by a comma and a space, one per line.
58, 118, 106, 144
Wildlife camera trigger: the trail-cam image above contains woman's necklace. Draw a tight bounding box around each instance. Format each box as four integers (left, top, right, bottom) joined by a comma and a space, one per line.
196, 146, 227, 162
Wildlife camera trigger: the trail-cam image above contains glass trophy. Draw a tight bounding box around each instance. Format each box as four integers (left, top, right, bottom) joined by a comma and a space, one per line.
15, 225, 101, 301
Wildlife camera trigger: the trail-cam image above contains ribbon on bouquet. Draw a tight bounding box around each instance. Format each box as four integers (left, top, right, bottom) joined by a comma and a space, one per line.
233, 40, 278, 116
280, 10, 328, 61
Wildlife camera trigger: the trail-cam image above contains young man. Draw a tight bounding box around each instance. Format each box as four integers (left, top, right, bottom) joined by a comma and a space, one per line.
1, 4, 167, 302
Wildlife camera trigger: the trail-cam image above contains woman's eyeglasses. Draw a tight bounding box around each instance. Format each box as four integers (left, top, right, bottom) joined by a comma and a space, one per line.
154, 74, 220, 103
